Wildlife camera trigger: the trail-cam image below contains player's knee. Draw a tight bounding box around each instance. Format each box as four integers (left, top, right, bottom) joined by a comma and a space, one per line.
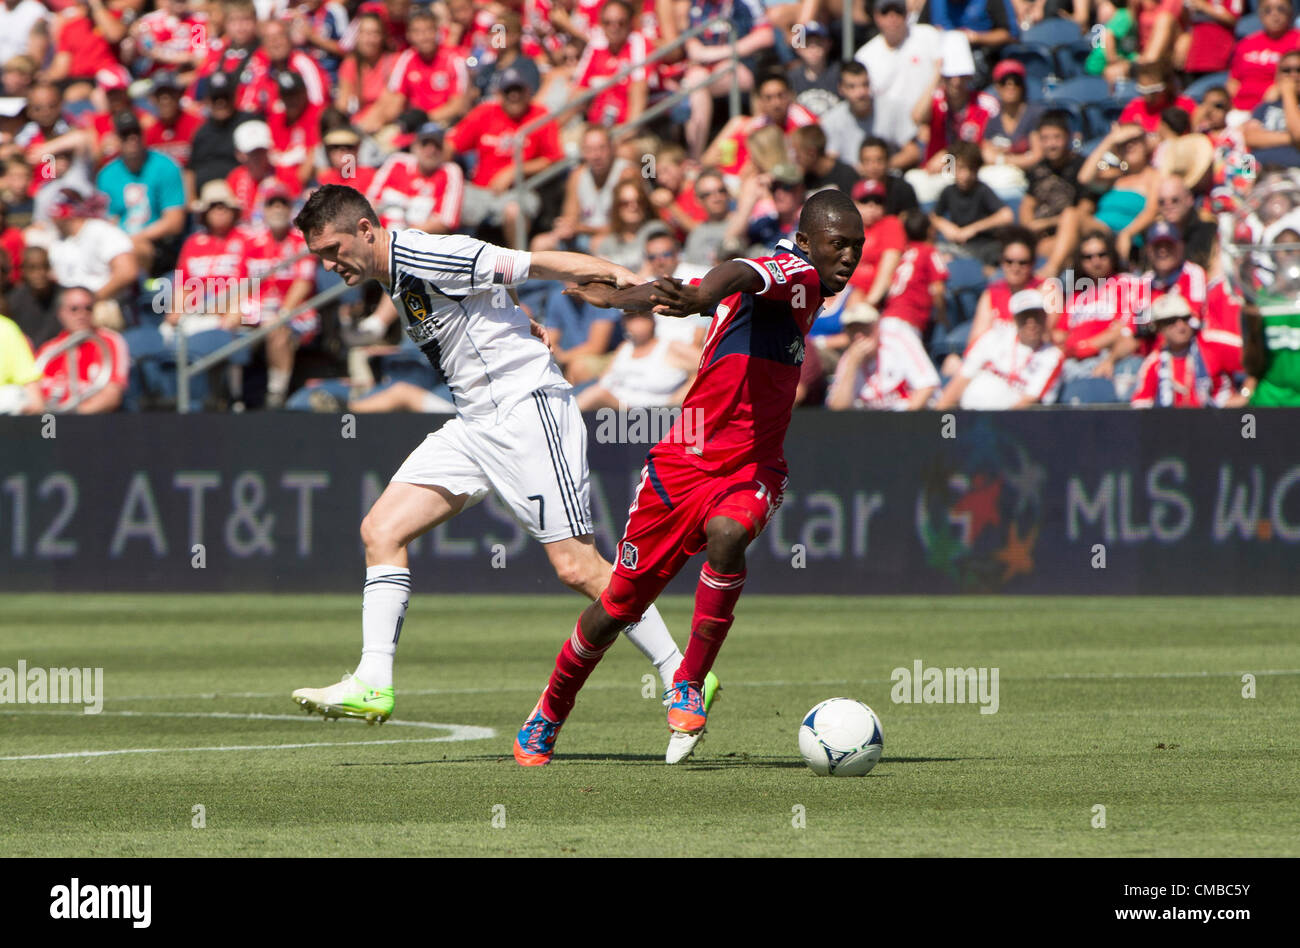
548, 547, 597, 591
360, 512, 402, 557
705, 516, 750, 569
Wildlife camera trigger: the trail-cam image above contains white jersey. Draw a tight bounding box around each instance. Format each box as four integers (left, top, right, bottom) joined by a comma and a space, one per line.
601, 338, 690, 407
846, 317, 940, 410
959, 322, 1064, 410
386, 229, 566, 424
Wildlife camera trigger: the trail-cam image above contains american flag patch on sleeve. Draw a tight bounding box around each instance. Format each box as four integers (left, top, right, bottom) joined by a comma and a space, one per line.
492, 254, 518, 285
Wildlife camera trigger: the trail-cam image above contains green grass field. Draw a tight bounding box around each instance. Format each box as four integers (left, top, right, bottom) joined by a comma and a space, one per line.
2, 594, 1297, 857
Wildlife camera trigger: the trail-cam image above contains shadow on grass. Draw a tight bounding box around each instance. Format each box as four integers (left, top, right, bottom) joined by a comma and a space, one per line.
337, 754, 982, 768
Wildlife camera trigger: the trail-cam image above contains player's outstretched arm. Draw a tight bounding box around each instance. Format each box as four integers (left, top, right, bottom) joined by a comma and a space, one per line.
530, 251, 643, 289
650, 260, 766, 318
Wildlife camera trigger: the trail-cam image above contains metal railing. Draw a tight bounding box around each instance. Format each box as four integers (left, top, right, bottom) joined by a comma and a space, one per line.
511, 14, 744, 248
173, 251, 345, 412
33, 329, 114, 413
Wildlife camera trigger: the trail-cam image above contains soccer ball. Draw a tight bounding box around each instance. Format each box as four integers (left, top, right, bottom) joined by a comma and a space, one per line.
798, 698, 883, 777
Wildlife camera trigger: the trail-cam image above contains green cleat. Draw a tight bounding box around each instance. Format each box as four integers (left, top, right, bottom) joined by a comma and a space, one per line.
665, 671, 721, 764
292, 673, 395, 725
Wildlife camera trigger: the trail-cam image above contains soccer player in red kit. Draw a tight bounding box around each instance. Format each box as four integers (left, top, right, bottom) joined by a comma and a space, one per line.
513, 189, 864, 766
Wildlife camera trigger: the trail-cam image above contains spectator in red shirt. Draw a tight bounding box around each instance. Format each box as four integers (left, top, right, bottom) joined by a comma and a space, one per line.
571, 0, 649, 127
0, 201, 22, 290
703, 71, 818, 180
846, 178, 905, 312
1176, 0, 1242, 75
244, 185, 317, 408
336, 12, 397, 131
648, 143, 706, 241
949, 227, 1044, 375
45, 0, 127, 101
445, 66, 565, 248
34, 285, 128, 413
194, 0, 259, 92
87, 69, 150, 166
130, 0, 206, 80
1131, 293, 1236, 406
168, 179, 250, 333
1119, 62, 1198, 133
143, 73, 205, 173
317, 128, 376, 193
883, 209, 948, 337
367, 121, 464, 232
237, 17, 331, 116
1136, 0, 1188, 68
373, 8, 471, 133
1228, 0, 1300, 111
226, 120, 302, 227
267, 70, 322, 192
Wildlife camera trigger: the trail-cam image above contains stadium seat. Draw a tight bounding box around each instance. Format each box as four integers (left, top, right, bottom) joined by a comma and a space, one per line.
1082, 99, 1127, 139
945, 255, 987, 290
1022, 17, 1084, 47
1053, 38, 1093, 80
1047, 75, 1110, 105
1046, 101, 1089, 140
1184, 71, 1230, 100
1236, 13, 1262, 38
1059, 376, 1122, 404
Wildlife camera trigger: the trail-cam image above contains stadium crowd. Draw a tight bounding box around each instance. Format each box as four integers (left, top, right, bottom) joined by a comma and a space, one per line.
0, 0, 1295, 415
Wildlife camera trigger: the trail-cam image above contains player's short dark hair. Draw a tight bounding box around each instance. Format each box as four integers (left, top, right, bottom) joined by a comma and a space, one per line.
901, 208, 930, 242
840, 61, 868, 81
799, 187, 859, 234
294, 184, 380, 239
1037, 109, 1072, 135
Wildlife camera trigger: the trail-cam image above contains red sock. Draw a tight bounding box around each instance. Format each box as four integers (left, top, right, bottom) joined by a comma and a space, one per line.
540, 622, 612, 722
675, 564, 746, 687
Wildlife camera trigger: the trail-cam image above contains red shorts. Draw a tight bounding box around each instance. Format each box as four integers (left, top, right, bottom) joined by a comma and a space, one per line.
602, 454, 786, 621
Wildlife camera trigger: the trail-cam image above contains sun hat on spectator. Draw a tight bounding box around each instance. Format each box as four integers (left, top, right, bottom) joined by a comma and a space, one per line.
495, 65, 536, 95
770, 163, 803, 188
940, 31, 976, 79
323, 128, 362, 147
1263, 210, 1300, 246
234, 121, 273, 153
1159, 134, 1215, 191
851, 178, 887, 203
1010, 288, 1049, 318
1148, 292, 1196, 326
197, 180, 240, 212
841, 301, 881, 327
415, 121, 445, 144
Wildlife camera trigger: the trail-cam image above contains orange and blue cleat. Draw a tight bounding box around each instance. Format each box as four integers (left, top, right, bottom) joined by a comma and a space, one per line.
513, 698, 565, 766
665, 679, 708, 735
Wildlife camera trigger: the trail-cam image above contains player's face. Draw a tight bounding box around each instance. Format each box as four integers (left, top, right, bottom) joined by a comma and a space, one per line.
307, 220, 375, 286
800, 211, 865, 294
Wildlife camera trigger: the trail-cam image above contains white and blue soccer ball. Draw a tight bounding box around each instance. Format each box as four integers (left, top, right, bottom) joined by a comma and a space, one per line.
798, 698, 883, 777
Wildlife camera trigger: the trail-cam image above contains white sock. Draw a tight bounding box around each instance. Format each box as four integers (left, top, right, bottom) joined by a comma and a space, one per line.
267, 368, 290, 396
354, 565, 410, 689
622, 603, 682, 690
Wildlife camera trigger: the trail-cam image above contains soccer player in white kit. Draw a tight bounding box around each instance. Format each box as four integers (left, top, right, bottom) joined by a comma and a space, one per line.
289, 185, 692, 739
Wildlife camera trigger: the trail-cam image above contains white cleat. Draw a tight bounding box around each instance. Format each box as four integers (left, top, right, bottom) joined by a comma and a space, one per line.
291, 673, 394, 725
665, 728, 705, 764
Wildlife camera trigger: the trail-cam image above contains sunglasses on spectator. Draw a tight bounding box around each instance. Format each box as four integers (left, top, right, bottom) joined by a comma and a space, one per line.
1002, 256, 1032, 265
1280, 65, 1300, 75
1135, 82, 1166, 95
996, 75, 1024, 86
696, 187, 727, 199
1082, 251, 1108, 260
647, 250, 677, 261
1204, 99, 1229, 110
1261, 4, 1289, 13
63, 303, 93, 311
1158, 195, 1187, 205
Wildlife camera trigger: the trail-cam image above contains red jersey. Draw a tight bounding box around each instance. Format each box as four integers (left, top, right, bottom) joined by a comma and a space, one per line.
366, 154, 464, 231
144, 110, 205, 169
1230, 28, 1300, 110
227, 166, 304, 226
387, 46, 469, 113
847, 215, 905, 293
1061, 273, 1144, 359
1131, 337, 1237, 407
1186, 0, 1243, 73
926, 89, 999, 162
719, 105, 819, 176
1, 227, 23, 284
54, 9, 126, 80
235, 50, 330, 113
177, 228, 251, 285
317, 165, 377, 193
134, 9, 207, 75
574, 31, 651, 126
446, 101, 563, 188
883, 241, 947, 332
267, 103, 323, 177
1128, 262, 1208, 355
653, 245, 827, 474
35, 328, 129, 407
243, 226, 317, 334
1118, 93, 1198, 133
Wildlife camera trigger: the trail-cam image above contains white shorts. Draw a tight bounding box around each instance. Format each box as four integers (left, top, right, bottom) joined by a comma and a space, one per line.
391, 387, 593, 543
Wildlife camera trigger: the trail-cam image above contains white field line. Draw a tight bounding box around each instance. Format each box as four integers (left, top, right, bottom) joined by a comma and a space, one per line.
104, 668, 1300, 702
0, 710, 495, 761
